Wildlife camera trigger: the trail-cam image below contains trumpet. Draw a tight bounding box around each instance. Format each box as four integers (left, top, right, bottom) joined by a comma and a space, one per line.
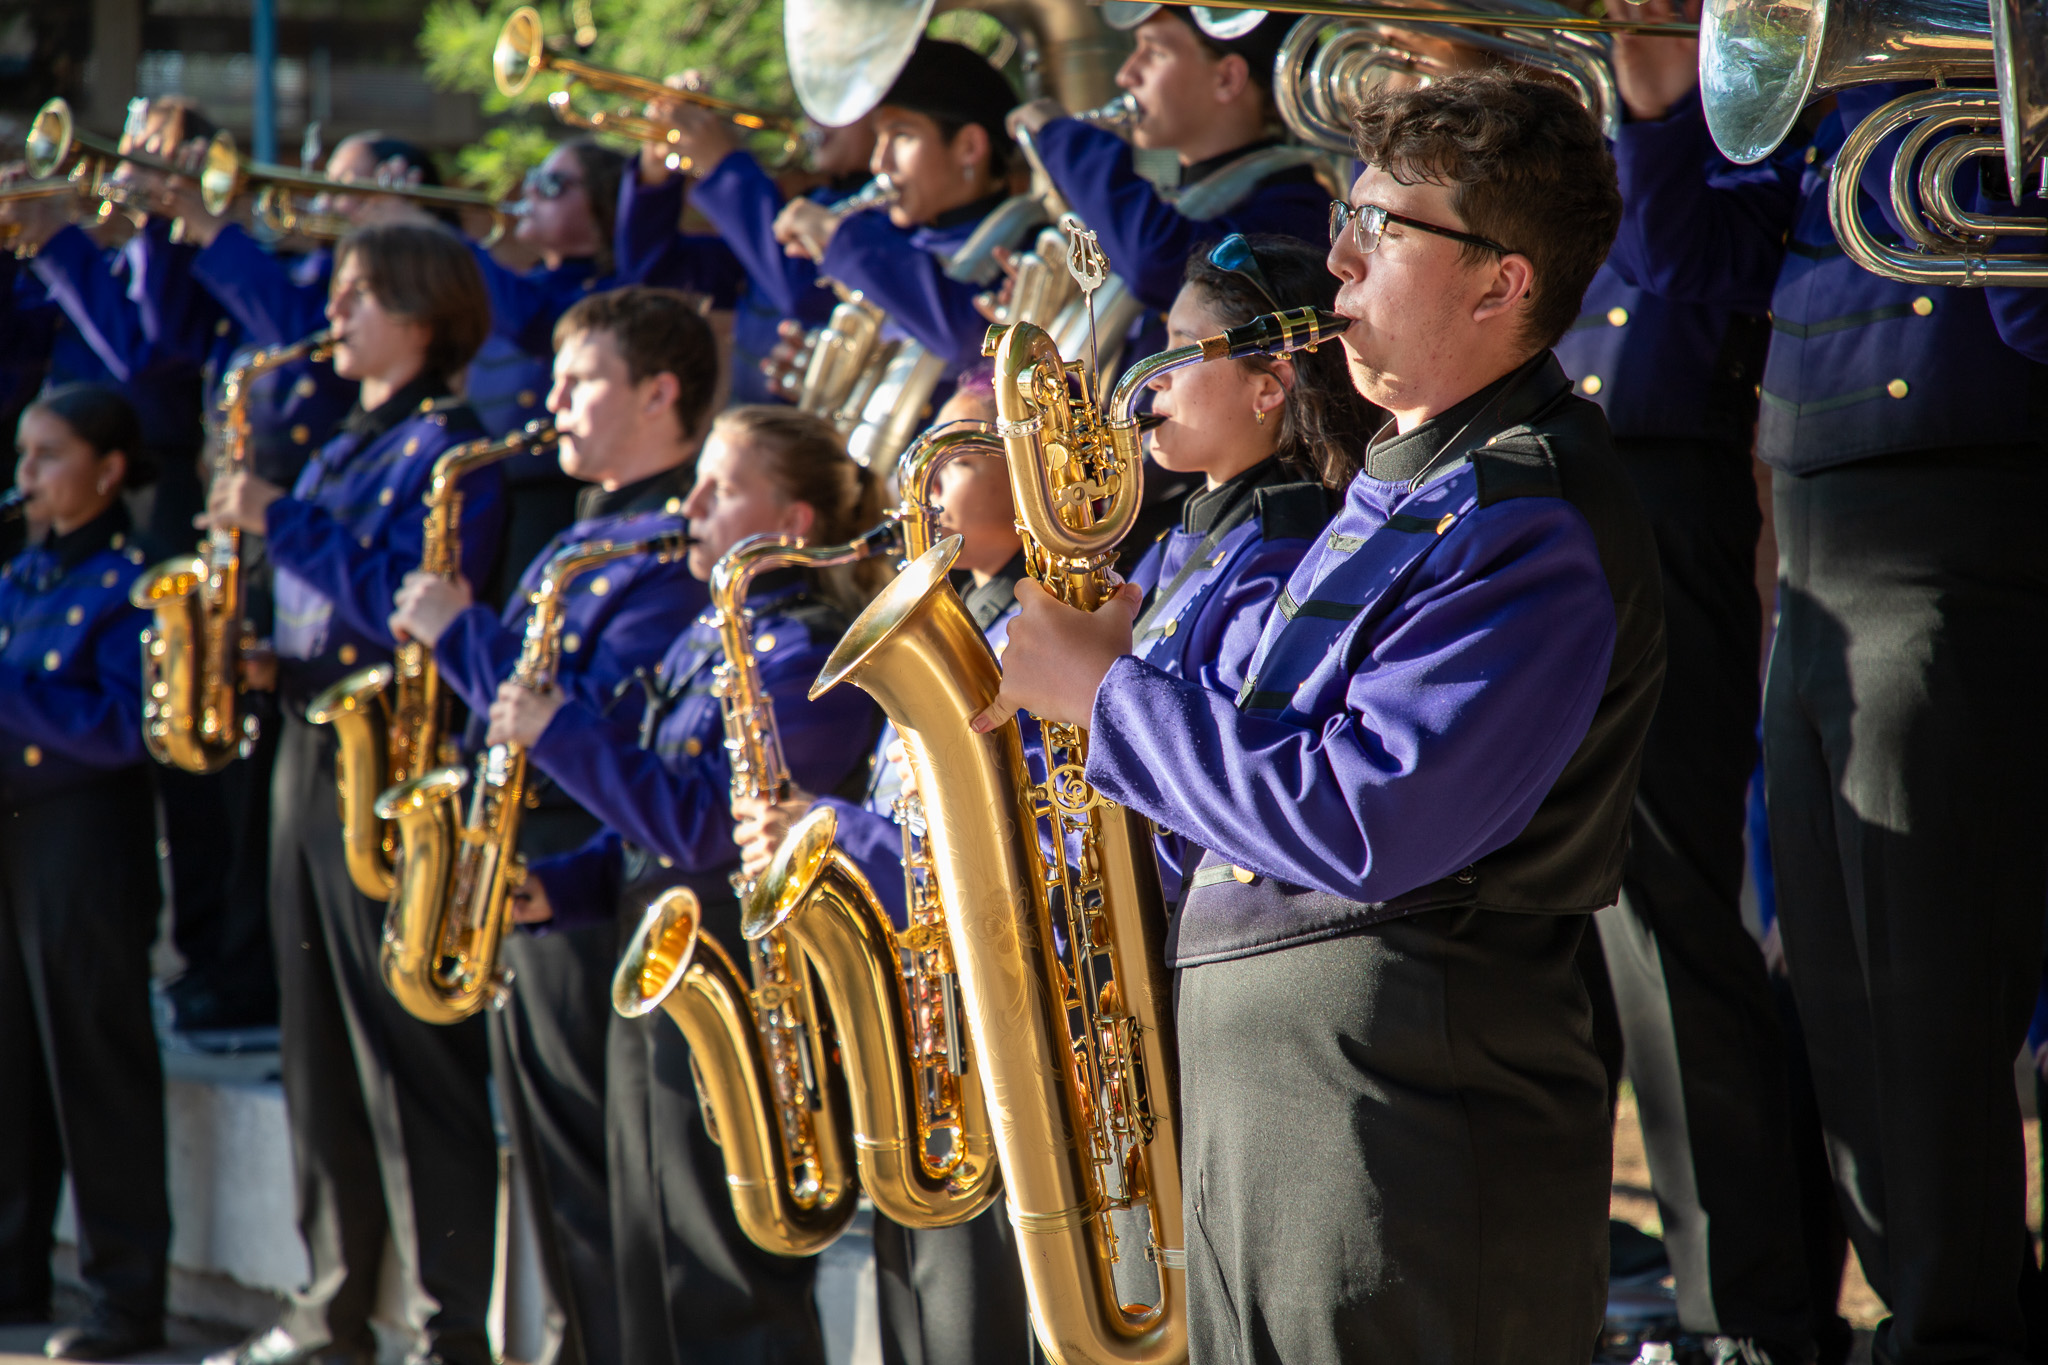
192, 135, 517, 243
494, 6, 804, 167
23, 98, 233, 221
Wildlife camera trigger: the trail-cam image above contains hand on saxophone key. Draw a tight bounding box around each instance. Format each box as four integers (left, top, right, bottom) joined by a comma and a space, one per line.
197, 470, 285, 535
731, 787, 816, 880
968, 577, 1142, 733
773, 197, 838, 261
487, 676, 565, 749
388, 569, 475, 649
510, 876, 554, 925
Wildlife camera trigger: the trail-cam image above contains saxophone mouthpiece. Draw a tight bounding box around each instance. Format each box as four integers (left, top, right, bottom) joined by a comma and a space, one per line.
1134, 412, 1165, 433
1206, 307, 1350, 361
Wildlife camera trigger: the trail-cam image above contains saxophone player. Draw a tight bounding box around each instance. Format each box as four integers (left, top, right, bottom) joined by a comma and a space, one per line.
197, 225, 503, 1365
974, 75, 1663, 1363
481, 407, 883, 1365
385, 285, 720, 1365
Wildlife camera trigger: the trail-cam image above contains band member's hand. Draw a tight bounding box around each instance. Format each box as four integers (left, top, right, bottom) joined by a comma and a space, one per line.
1760, 919, 1786, 978
388, 571, 475, 648
644, 81, 739, 180
973, 245, 1020, 322
1612, 0, 1701, 122
774, 197, 837, 261
488, 678, 565, 749
731, 787, 816, 879
761, 320, 814, 400
197, 471, 285, 534
969, 579, 1141, 733
1006, 98, 1064, 140
151, 174, 229, 246
511, 876, 554, 925
0, 162, 77, 256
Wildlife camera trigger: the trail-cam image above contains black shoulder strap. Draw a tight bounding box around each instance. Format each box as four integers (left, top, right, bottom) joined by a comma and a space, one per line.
1254, 481, 1336, 543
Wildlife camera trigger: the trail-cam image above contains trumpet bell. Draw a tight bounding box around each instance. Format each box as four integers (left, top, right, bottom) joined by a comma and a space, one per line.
495, 6, 548, 98
25, 99, 72, 180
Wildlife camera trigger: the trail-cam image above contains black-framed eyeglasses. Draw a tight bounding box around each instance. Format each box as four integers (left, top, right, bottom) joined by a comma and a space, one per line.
1328, 199, 1513, 258
523, 168, 584, 202
1206, 233, 1283, 314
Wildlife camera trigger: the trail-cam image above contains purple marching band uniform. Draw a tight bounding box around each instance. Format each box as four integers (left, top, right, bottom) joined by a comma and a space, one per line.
615, 159, 841, 405
515, 568, 876, 1365
423, 461, 703, 1365
1607, 80, 2048, 1364
1085, 353, 1663, 1361
261, 374, 506, 1364
0, 501, 172, 1334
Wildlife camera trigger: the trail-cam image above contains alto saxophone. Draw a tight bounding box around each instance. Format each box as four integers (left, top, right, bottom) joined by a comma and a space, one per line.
375, 530, 688, 1024
135, 329, 334, 773
810, 248, 1344, 1360
611, 526, 906, 1255
309, 419, 556, 901
738, 420, 1009, 1231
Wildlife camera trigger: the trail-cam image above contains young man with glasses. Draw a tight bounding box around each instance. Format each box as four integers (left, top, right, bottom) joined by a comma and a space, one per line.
972, 72, 1663, 1362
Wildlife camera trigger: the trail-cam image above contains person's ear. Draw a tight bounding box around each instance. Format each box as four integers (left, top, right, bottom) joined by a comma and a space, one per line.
1470, 252, 1536, 327
97, 451, 128, 497
781, 498, 819, 541
644, 371, 682, 420
951, 122, 991, 181
1213, 52, 1251, 104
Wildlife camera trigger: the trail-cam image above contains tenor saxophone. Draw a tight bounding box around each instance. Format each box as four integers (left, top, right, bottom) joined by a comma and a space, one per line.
374, 530, 688, 1024
308, 419, 555, 901
738, 421, 1008, 1231
808, 299, 1345, 1364
135, 330, 334, 773
611, 526, 905, 1255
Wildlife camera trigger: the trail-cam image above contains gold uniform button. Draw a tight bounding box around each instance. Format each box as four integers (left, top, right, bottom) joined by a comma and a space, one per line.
518, 390, 538, 408
359, 535, 374, 549
294, 376, 317, 399
403, 438, 420, 456
1887, 379, 1910, 399
1606, 307, 1629, 327
1209, 551, 1228, 568
110, 533, 124, 550
378, 488, 395, 506
562, 632, 582, 654
42, 650, 60, 671
127, 547, 143, 564
1163, 619, 1178, 637
101, 569, 119, 588
589, 576, 610, 597
1436, 513, 1456, 534
215, 318, 233, 337
1804, 145, 1819, 164
290, 424, 311, 445
755, 633, 777, 653
1580, 374, 1603, 396
664, 497, 683, 515
338, 644, 358, 666
1912, 296, 1934, 316
65, 605, 83, 626
684, 737, 703, 757
1230, 865, 1256, 884
22, 745, 40, 767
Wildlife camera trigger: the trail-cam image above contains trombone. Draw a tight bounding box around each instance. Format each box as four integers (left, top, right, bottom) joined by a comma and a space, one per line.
493, 5, 805, 167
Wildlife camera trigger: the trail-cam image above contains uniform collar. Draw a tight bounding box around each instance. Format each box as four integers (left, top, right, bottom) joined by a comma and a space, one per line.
1364, 369, 1519, 484
746, 566, 808, 604
927, 191, 1009, 234
575, 460, 695, 522
961, 550, 1027, 632
1180, 137, 1283, 189
1180, 454, 1294, 535
39, 500, 133, 575
340, 373, 447, 443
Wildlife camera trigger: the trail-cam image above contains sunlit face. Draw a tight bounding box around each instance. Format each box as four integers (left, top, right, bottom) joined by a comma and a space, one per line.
1146, 283, 1285, 481
515, 145, 601, 258
1326, 165, 1497, 410
316, 138, 390, 227
324, 252, 430, 387
928, 388, 1020, 576
16, 407, 122, 536
870, 106, 983, 227
1114, 15, 1227, 152
548, 328, 671, 485
679, 432, 814, 579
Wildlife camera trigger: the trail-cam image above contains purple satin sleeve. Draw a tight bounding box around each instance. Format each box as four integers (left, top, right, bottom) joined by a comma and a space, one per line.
192, 224, 330, 345
689, 152, 826, 319
30, 225, 143, 380
811, 794, 910, 928
819, 213, 989, 369
526, 830, 625, 935
0, 606, 148, 769
1086, 499, 1617, 902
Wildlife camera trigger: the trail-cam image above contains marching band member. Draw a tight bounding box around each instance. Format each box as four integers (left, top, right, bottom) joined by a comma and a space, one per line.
622, 100, 877, 404
198, 224, 503, 1365
973, 74, 1661, 1362
771, 38, 1025, 377
0, 385, 167, 1362
485, 406, 883, 1365
386, 285, 720, 1365
1609, 5, 2048, 1355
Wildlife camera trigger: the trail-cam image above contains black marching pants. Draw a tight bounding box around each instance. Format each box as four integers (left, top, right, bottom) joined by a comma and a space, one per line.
0, 773, 169, 1324
1593, 437, 1812, 1340
873, 1202, 1037, 1365
269, 713, 498, 1364
1765, 447, 2048, 1365
1177, 910, 1612, 1365
160, 727, 280, 1018
607, 888, 827, 1365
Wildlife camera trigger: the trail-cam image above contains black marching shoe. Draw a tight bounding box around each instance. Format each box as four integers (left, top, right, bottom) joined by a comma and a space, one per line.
42, 1308, 165, 1361
201, 1327, 374, 1365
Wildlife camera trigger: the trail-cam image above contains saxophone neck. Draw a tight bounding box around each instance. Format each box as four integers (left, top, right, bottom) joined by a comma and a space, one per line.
516, 534, 652, 686
894, 422, 1003, 561
989, 320, 1141, 568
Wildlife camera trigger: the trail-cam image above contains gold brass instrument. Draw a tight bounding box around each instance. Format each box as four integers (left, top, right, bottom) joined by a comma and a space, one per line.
135, 331, 334, 774
613, 531, 898, 1256
739, 428, 1012, 1231
494, 6, 804, 167
376, 531, 688, 1024
24, 97, 238, 223
787, 177, 901, 417
307, 420, 557, 902
192, 134, 517, 243
1828, 86, 2048, 286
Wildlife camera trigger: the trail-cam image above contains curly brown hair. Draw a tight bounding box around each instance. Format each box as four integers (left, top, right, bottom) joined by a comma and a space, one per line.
1350, 72, 1620, 352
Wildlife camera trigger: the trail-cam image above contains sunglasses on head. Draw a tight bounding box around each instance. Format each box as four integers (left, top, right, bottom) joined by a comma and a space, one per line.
523, 167, 584, 202
1328, 199, 1514, 258
1206, 233, 1283, 314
